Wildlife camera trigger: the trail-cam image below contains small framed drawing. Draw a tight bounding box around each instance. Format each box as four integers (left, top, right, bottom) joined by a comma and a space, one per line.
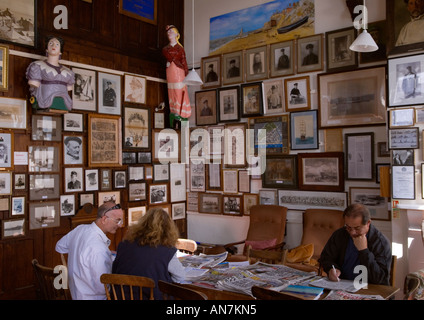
60, 194, 75, 216
222, 50, 243, 85
85, 169, 99, 191
198, 193, 222, 214
114, 170, 127, 189
11, 196, 25, 216
284, 76, 311, 112
172, 202, 186, 220
241, 82, 263, 117
124, 74, 146, 105
72, 67, 97, 111
0, 172, 11, 195
263, 79, 284, 115
128, 206, 146, 225
217, 86, 240, 123
195, 90, 217, 126
270, 40, 295, 78
29, 201, 60, 230
243, 194, 259, 215
64, 168, 84, 193
345, 132, 374, 180
223, 195, 243, 216
63, 113, 83, 132
123, 106, 151, 150
2, 219, 25, 239
262, 155, 297, 189
223, 169, 238, 194
98, 72, 122, 115
389, 108, 415, 128
392, 166, 415, 200
290, 110, 318, 150
31, 115, 62, 141
389, 128, 419, 149
28, 146, 59, 173
0, 132, 13, 169
153, 163, 169, 182
201, 55, 221, 89
297, 34, 324, 74
149, 183, 168, 205
64, 136, 84, 165
325, 27, 357, 73
100, 168, 112, 191
259, 189, 277, 205
128, 182, 146, 202
349, 187, 390, 221
245, 45, 268, 82
13, 173, 26, 191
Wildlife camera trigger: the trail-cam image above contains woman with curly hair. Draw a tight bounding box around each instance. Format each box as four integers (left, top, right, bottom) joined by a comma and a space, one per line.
112, 207, 187, 299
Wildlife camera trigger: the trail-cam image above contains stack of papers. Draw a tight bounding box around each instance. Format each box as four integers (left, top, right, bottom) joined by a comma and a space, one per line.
280, 285, 325, 300
309, 277, 367, 293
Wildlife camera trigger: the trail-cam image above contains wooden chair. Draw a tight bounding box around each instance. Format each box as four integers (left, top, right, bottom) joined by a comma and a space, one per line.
251, 286, 305, 300
31, 259, 71, 300
176, 238, 198, 254
158, 280, 208, 300
390, 255, 397, 287
403, 268, 424, 300
246, 245, 286, 265
100, 273, 155, 300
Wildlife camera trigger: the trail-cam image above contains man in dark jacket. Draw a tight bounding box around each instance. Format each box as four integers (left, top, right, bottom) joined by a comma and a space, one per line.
320, 203, 392, 285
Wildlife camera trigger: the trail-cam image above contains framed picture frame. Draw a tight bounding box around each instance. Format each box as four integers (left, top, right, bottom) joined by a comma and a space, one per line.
0, 132, 13, 169
0, 197, 9, 211
245, 45, 268, 82
72, 67, 97, 111
64, 168, 84, 193
79, 193, 95, 207
11, 196, 25, 216
171, 202, 186, 220
153, 163, 169, 183
154, 112, 165, 129
259, 189, 278, 205
206, 163, 222, 191
195, 90, 217, 126
392, 149, 414, 166
123, 152, 137, 164
98, 72, 122, 115
60, 194, 75, 216
297, 34, 324, 74
223, 169, 238, 194
224, 123, 247, 168
63, 136, 84, 165
270, 40, 295, 78
359, 20, 388, 65
208, 125, 225, 158
388, 54, 424, 107
318, 66, 387, 128
263, 79, 284, 115
0, 97, 27, 129
128, 166, 144, 181
222, 50, 243, 85
291, 110, 319, 152
345, 132, 374, 180
284, 76, 311, 112
28, 146, 59, 173
119, 0, 157, 25
223, 195, 243, 216
189, 127, 209, 159
278, 190, 348, 211
262, 155, 297, 189
198, 193, 222, 215
63, 113, 83, 132
138, 152, 152, 164
128, 206, 146, 225
14, 173, 26, 192
238, 170, 250, 193
349, 187, 390, 221
0, 44, 9, 91
124, 74, 146, 105
241, 82, 263, 117
416, 108, 424, 123
128, 182, 146, 202
29, 174, 60, 200
325, 27, 358, 73
298, 152, 345, 192
217, 86, 240, 122
88, 114, 122, 167
152, 129, 179, 163
0, 1, 36, 48
201, 55, 221, 89
389, 108, 415, 128
114, 170, 127, 189
2, 218, 25, 239
149, 183, 168, 205
243, 193, 259, 216
187, 192, 199, 212
189, 160, 205, 192
85, 169, 99, 191
100, 168, 112, 191
123, 106, 151, 150
389, 127, 419, 149
378, 142, 390, 158
98, 191, 121, 205
170, 163, 186, 203
29, 201, 60, 230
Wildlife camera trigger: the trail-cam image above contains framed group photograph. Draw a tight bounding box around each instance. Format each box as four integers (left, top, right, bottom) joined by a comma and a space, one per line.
124, 74, 146, 105
278, 190, 347, 211
290, 110, 318, 150
223, 195, 243, 216
0, 44, 9, 91
263, 79, 284, 115
0, 132, 13, 169
198, 193, 222, 214
297, 34, 324, 74
201, 55, 221, 88
241, 82, 263, 117
325, 27, 357, 72
217, 86, 240, 122
270, 40, 295, 78
0, 97, 27, 129
245, 46, 268, 82
262, 155, 297, 189
222, 50, 243, 85
128, 182, 146, 202
29, 174, 60, 200
98, 72, 122, 115
389, 127, 419, 149
123, 106, 151, 150
195, 90, 217, 126
63, 113, 84, 132
345, 132, 374, 180
72, 67, 97, 111
29, 201, 60, 230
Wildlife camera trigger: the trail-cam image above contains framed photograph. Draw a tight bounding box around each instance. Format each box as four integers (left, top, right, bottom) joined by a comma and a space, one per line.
262, 155, 297, 189
378, 142, 390, 157
88, 114, 122, 167
29, 201, 60, 230
2, 218, 25, 239
28, 146, 59, 173
149, 183, 168, 205
224, 123, 247, 168
349, 187, 390, 221
318, 66, 387, 128
298, 152, 345, 192
0, 172, 11, 195
128, 182, 146, 202
0, 44, 9, 91
359, 20, 388, 64
416, 108, 424, 123
31, 115, 62, 142
85, 169, 99, 191
263, 79, 284, 115
123, 106, 151, 150
170, 163, 186, 203
285, 76, 311, 112
128, 166, 144, 181
119, 0, 157, 25
243, 194, 258, 216
245, 45, 268, 82
72, 67, 97, 111
270, 40, 295, 78
63, 136, 83, 165
98, 191, 121, 205
259, 189, 277, 205
325, 27, 357, 72
152, 129, 179, 163
0, 1, 36, 47
297, 34, 324, 74
98, 72, 122, 115
172, 202, 186, 220
114, 170, 127, 189
206, 163, 222, 191
153, 164, 169, 182
0, 132, 13, 169
392, 149, 414, 166
154, 112, 165, 129
223, 195, 243, 216
238, 170, 250, 193
79, 193, 95, 207
278, 190, 348, 211
190, 160, 205, 192
128, 206, 146, 225
198, 193, 222, 214
388, 54, 424, 107
389, 108, 415, 127
0, 97, 27, 129
124, 74, 146, 105
217, 86, 240, 122
13, 173, 26, 191
123, 152, 137, 164
201, 55, 221, 89
389, 127, 419, 149
187, 192, 198, 212
290, 110, 318, 150
100, 168, 112, 191
63, 113, 83, 132
138, 152, 152, 164
345, 132, 374, 180
64, 168, 84, 193
60, 194, 75, 216
241, 82, 263, 117
29, 174, 60, 200
223, 169, 238, 194
11, 196, 25, 216
195, 90, 217, 126
222, 50, 243, 85
376, 163, 391, 184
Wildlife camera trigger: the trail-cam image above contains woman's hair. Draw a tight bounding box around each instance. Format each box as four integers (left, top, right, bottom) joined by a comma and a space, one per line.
124, 207, 179, 247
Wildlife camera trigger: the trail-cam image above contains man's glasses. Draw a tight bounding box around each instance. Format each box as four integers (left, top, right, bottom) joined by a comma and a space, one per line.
103, 204, 123, 225
344, 224, 364, 233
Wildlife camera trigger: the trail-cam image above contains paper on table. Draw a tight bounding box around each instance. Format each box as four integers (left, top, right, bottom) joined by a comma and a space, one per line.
309, 277, 367, 293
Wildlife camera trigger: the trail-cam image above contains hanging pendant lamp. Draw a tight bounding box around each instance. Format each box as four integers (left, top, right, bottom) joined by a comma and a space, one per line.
184, 0, 203, 86
349, 0, 378, 52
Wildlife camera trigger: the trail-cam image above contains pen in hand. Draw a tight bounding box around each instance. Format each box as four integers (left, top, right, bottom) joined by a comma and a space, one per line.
332, 265, 340, 282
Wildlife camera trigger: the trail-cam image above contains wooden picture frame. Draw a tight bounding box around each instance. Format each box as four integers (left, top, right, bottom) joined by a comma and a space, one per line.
198, 193, 222, 215
296, 34, 324, 74
29, 174, 60, 200
11, 196, 25, 216
259, 189, 278, 205
392, 165, 415, 200
0, 44, 9, 91
263, 79, 284, 115
359, 20, 388, 64
0, 97, 27, 129
325, 27, 358, 73
124, 74, 146, 105
63, 135, 84, 165
284, 76, 311, 112
195, 90, 217, 126
128, 182, 146, 202
389, 127, 419, 149
138, 152, 152, 164
63, 113, 83, 132
298, 152, 344, 192
290, 110, 318, 150
224, 123, 247, 168
223, 169, 238, 194
149, 183, 168, 205
278, 190, 348, 211
238, 170, 250, 193
98, 191, 121, 205
0, 132, 13, 170
28, 146, 59, 173
123, 152, 137, 164
64, 168, 84, 193
263, 155, 297, 189
60, 194, 75, 216
79, 193, 95, 207
153, 163, 169, 183
119, 0, 157, 25
378, 142, 390, 157
222, 50, 243, 85
241, 82, 263, 117
189, 160, 205, 192
243, 193, 259, 215
187, 192, 198, 212
13, 173, 27, 192
85, 169, 99, 191
245, 45, 268, 82
389, 108, 415, 128
98, 72, 122, 115
223, 195, 243, 216
72, 67, 97, 111
114, 170, 127, 189
349, 187, 390, 221
270, 40, 295, 78
152, 129, 179, 163
128, 166, 144, 181
345, 132, 374, 181
88, 114, 122, 167
128, 206, 146, 225
171, 202, 186, 220
100, 168, 112, 191
217, 86, 240, 123
123, 105, 151, 150
201, 55, 221, 89
2, 218, 25, 239
29, 201, 60, 230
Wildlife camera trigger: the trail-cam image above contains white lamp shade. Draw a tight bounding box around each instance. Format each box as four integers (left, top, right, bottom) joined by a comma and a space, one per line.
349, 29, 378, 52
184, 69, 203, 86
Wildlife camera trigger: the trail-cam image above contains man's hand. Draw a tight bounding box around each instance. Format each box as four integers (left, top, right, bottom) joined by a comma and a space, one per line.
353, 234, 368, 251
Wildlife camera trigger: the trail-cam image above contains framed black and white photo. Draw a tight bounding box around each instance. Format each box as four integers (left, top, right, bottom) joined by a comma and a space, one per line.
245, 46, 268, 82
153, 163, 169, 182
29, 201, 60, 230
0, 172, 11, 195
195, 90, 218, 126
201, 55, 221, 89
123, 152, 137, 164
0, 97, 27, 129
217, 86, 240, 122
128, 166, 144, 181
198, 193, 222, 214
190, 160, 205, 192
114, 170, 127, 189
290, 110, 318, 150
63, 113, 83, 132
170, 163, 186, 203
0, 132, 13, 169
13, 173, 26, 191
349, 187, 390, 221
28, 146, 59, 173
345, 132, 374, 180
29, 174, 60, 200
152, 129, 179, 163
223, 195, 243, 216
64, 168, 84, 193
392, 149, 414, 166
31, 115, 62, 141
100, 168, 112, 191
259, 189, 277, 205
297, 34, 324, 74
63, 136, 83, 165
124, 74, 146, 105
325, 27, 357, 73
2, 218, 25, 239
389, 128, 419, 149
60, 194, 75, 216
149, 183, 168, 205
98, 72, 121, 115
284, 76, 310, 112
79, 193, 95, 207
72, 67, 97, 111
263, 79, 284, 115
172, 202, 186, 220
270, 40, 295, 78
128, 182, 146, 202
278, 190, 347, 211
241, 82, 263, 117
222, 50, 243, 85
98, 191, 121, 205
11, 196, 25, 216
85, 169, 99, 191
138, 152, 152, 164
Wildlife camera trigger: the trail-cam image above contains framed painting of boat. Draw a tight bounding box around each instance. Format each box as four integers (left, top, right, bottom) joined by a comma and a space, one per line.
0, 0, 37, 48
290, 110, 318, 150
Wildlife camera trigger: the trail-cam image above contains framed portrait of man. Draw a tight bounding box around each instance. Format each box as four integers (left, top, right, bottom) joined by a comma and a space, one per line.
63, 136, 84, 165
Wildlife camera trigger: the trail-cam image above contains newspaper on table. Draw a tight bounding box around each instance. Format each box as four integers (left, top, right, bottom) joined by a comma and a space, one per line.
180, 251, 228, 269
323, 290, 384, 300
308, 277, 367, 293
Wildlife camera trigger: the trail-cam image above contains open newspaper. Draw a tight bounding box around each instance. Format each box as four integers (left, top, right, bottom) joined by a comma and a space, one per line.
180, 251, 228, 269
323, 290, 384, 300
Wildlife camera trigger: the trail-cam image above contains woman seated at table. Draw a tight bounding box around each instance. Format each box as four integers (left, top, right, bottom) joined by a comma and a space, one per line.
112, 207, 187, 299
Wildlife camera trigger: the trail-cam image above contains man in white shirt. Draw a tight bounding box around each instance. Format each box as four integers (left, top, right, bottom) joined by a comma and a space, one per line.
396, 0, 424, 46
55, 202, 124, 300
